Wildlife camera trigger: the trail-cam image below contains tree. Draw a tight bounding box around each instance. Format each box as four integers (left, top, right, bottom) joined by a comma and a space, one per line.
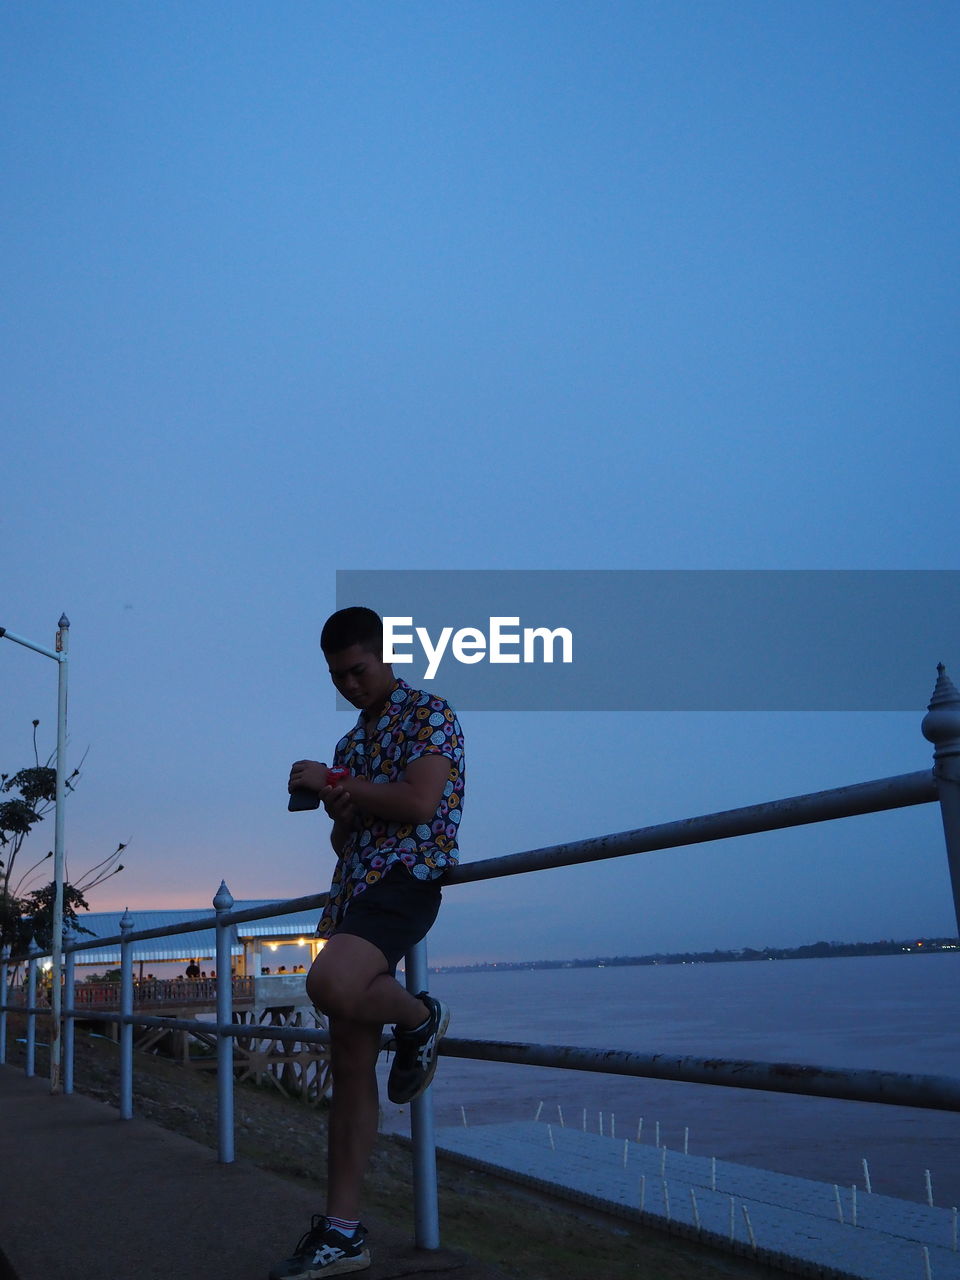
0, 720, 127, 954
10, 882, 94, 954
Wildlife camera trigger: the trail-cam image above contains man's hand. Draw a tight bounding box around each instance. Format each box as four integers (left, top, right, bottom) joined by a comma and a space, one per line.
322, 784, 357, 826
322, 782, 359, 856
288, 759, 329, 795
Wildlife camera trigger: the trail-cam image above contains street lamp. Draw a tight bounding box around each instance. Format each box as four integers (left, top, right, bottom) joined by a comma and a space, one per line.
0, 614, 70, 1093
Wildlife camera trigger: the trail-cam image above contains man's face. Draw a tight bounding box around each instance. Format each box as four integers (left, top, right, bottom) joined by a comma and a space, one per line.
324, 642, 394, 712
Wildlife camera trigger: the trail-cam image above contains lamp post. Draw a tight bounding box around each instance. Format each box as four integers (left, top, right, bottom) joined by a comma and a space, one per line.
0, 614, 70, 1093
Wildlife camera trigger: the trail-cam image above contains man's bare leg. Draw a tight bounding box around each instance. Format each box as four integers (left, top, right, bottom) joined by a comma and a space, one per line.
308, 935, 431, 1221
325, 1017, 383, 1221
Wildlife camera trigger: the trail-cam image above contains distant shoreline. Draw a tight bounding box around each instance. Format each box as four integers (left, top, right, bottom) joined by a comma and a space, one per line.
432, 936, 960, 974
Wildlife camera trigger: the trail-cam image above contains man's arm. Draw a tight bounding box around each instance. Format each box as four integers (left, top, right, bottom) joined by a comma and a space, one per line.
330, 753, 452, 825
292, 754, 452, 826
292, 753, 452, 830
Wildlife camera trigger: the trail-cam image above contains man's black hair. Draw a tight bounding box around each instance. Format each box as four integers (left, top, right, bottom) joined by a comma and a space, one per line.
321, 606, 383, 656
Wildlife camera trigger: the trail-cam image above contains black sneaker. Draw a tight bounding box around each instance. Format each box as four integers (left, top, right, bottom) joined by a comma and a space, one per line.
268, 1215, 370, 1278
387, 991, 450, 1104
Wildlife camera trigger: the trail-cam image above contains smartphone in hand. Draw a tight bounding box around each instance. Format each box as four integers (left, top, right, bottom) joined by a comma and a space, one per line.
288, 766, 350, 811
288, 788, 321, 812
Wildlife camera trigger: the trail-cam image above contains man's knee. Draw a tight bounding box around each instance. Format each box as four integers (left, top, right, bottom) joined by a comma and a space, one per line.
306, 935, 389, 1019
306, 958, 371, 1020
306, 962, 350, 1017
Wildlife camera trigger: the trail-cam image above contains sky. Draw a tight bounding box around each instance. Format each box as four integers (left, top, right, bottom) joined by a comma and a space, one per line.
1, 1, 958, 965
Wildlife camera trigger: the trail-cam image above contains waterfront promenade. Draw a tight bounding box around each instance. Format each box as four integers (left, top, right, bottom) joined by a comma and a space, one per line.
0, 1066, 506, 1280
436, 1119, 960, 1280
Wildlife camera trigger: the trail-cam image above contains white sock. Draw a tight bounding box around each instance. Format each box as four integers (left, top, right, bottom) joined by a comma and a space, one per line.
327, 1215, 359, 1237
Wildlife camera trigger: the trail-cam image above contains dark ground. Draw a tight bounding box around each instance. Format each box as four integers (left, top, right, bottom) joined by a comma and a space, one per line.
5, 1017, 789, 1280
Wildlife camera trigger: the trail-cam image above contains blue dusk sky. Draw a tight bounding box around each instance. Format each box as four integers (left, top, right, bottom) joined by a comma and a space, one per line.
1, 2, 957, 964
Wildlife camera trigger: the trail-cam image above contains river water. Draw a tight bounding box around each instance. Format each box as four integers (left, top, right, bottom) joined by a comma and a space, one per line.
376, 953, 960, 1206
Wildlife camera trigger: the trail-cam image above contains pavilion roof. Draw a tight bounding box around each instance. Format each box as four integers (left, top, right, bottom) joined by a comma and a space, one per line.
71, 901, 321, 965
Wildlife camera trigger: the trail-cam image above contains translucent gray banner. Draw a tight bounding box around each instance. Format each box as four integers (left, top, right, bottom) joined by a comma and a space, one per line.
333, 571, 959, 711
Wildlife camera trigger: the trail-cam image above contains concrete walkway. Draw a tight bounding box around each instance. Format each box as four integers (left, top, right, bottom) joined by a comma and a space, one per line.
0, 1066, 507, 1280
435, 1120, 960, 1280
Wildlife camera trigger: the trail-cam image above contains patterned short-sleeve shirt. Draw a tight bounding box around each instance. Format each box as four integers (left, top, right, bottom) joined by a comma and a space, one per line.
317, 678, 465, 936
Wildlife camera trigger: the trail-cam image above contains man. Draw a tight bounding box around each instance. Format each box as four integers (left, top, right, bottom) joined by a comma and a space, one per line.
270, 606, 464, 1279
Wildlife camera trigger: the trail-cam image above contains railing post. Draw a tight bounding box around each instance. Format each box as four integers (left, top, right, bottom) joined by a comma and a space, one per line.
119, 909, 134, 1118
25, 937, 39, 1078
0, 945, 9, 1065
214, 880, 235, 1163
404, 937, 440, 1250
63, 929, 76, 1095
922, 665, 960, 936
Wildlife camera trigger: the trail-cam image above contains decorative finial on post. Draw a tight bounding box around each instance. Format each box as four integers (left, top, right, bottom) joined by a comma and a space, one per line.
922, 664, 960, 767
213, 881, 234, 913
922, 664, 960, 940
119, 908, 133, 935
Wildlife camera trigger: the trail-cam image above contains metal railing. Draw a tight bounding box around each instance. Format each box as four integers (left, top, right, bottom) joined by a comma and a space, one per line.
5, 975, 256, 1009
2, 665, 960, 1252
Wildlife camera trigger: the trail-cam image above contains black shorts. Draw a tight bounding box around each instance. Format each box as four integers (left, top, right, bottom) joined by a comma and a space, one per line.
332, 864, 442, 973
